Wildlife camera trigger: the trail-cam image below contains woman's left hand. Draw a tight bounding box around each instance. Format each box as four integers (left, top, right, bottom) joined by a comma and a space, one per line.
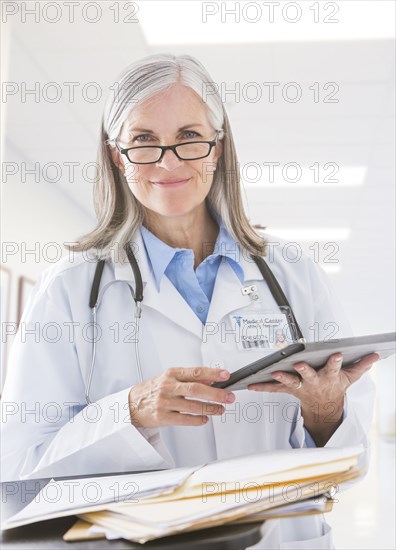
248, 352, 380, 446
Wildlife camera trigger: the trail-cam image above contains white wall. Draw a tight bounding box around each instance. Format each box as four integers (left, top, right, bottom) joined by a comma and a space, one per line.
1, 176, 94, 387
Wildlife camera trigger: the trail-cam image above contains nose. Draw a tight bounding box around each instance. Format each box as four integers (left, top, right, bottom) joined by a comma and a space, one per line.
156, 149, 184, 171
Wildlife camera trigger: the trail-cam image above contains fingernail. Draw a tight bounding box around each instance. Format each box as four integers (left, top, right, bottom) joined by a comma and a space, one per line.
335, 356, 343, 362
220, 370, 229, 379
226, 392, 235, 403
272, 374, 282, 380
294, 365, 304, 372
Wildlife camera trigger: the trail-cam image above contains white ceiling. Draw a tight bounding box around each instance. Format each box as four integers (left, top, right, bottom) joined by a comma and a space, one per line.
2, 0, 395, 334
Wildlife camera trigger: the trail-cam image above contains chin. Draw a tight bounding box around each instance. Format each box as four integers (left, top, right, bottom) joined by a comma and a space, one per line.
151, 200, 201, 218
158, 206, 197, 218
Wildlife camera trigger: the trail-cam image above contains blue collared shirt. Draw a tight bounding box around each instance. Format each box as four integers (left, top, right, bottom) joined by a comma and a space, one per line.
140, 221, 244, 324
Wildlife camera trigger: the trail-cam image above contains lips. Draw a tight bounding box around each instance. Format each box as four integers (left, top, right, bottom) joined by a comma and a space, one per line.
151, 178, 191, 188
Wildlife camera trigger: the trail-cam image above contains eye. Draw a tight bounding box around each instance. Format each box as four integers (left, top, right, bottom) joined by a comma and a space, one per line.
134, 134, 154, 143
182, 130, 200, 140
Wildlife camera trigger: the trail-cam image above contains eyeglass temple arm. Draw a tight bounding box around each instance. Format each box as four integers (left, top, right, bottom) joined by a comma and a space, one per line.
104, 138, 119, 148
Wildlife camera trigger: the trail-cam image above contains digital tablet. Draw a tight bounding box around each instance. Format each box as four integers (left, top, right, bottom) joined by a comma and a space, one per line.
212, 332, 396, 391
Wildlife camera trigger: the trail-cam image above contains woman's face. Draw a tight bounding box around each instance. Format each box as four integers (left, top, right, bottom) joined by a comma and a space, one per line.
111, 83, 222, 219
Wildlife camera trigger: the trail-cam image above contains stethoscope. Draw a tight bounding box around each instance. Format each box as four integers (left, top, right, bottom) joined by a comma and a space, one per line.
85, 243, 305, 404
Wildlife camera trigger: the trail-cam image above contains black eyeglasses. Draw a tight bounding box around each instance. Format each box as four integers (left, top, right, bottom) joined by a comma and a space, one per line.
109, 130, 223, 165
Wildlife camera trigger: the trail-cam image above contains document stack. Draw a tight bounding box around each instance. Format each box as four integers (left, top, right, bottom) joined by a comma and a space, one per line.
2, 445, 364, 544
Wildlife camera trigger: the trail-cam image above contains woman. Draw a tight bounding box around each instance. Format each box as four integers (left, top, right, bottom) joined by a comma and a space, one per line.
1, 54, 378, 548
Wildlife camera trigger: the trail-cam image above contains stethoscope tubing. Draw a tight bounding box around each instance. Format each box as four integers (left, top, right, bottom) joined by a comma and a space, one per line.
85, 279, 142, 405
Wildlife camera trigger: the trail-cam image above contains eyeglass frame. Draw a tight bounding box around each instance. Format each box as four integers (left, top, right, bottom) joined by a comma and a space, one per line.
106, 130, 224, 165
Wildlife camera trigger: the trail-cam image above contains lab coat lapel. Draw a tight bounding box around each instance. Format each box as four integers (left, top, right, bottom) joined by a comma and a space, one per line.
113, 231, 203, 339
206, 250, 264, 323
144, 276, 204, 338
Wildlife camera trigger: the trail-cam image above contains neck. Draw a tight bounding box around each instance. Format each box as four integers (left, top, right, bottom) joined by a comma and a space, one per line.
143, 205, 219, 268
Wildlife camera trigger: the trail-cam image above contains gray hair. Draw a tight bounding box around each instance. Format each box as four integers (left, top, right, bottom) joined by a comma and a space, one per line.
69, 53, 267, 260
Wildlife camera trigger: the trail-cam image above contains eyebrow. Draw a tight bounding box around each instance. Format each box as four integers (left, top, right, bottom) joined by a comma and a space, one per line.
127, 124, 206, 134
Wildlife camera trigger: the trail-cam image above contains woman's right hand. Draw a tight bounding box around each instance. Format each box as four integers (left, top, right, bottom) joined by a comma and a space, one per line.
127, 367, 236, 429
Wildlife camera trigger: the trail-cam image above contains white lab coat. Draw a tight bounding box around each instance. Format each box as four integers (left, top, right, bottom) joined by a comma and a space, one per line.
1, 231, 375, 549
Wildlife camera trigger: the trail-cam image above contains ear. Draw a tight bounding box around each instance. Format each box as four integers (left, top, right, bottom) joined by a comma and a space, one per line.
213, 139, 223, 162
109, 146, 125, 173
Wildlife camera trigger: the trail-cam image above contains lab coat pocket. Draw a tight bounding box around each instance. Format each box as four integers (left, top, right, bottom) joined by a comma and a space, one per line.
279, 521, 334, 550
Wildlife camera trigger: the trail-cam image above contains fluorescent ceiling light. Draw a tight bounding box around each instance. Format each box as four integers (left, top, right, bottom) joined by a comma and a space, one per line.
243, 166, 367, 187
257, 228, 351, 241
138, 1, 394, 45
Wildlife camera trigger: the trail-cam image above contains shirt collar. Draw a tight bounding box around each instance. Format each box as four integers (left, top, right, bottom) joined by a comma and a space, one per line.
140, 218, 245, 290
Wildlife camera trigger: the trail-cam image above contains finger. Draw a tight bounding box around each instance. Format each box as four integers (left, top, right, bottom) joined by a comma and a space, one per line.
168, 366, 230, 385
171, 397, 225, 416
247, 381, 287, 393
293, 362, 318, 382
271, 371, 303, 390
342, 353, 380, 383
179, 381, 235, 405
322, 353, 343, 376
352, 352, 380, 367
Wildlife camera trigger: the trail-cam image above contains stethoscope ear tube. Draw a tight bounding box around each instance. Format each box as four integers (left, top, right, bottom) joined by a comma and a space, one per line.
89, 260, 106, 308
89, 245, 144, 308
125, 243, 144, 303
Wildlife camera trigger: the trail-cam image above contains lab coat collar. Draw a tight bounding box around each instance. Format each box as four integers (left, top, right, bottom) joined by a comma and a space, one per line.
113, 231, 204, 338
237, 245, 266, 283
113, 227, 262, 285
113, 231, 266, 337
113, 230, 148, 283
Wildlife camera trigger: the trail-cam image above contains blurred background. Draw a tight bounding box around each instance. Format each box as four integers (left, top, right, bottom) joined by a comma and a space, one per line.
1, 1, 395, 547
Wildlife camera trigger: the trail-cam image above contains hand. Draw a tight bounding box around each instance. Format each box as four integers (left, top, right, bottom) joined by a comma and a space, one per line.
128, 367, 236, 429
248, 352, 379, 446
248, 352, 379, 404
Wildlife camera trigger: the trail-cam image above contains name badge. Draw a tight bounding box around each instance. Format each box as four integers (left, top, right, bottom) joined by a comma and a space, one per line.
229, 312, 293, 351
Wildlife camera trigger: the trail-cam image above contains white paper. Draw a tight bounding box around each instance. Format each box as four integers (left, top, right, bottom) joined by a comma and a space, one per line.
245, 496, 329, 518
187, 445, 363, 486
2, 466, 197, 530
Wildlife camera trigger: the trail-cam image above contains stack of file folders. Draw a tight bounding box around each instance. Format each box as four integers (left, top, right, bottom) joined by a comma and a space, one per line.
2, 445, 364, 543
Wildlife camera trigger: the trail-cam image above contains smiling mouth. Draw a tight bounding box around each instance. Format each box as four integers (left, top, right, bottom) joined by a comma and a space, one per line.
151, 178, 191, 188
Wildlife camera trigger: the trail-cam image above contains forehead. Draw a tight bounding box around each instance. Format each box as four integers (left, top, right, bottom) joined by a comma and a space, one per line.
122, 84, 211, 134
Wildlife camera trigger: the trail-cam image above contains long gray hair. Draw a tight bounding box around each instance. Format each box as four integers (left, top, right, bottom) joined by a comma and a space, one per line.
68, 53, 267, 260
